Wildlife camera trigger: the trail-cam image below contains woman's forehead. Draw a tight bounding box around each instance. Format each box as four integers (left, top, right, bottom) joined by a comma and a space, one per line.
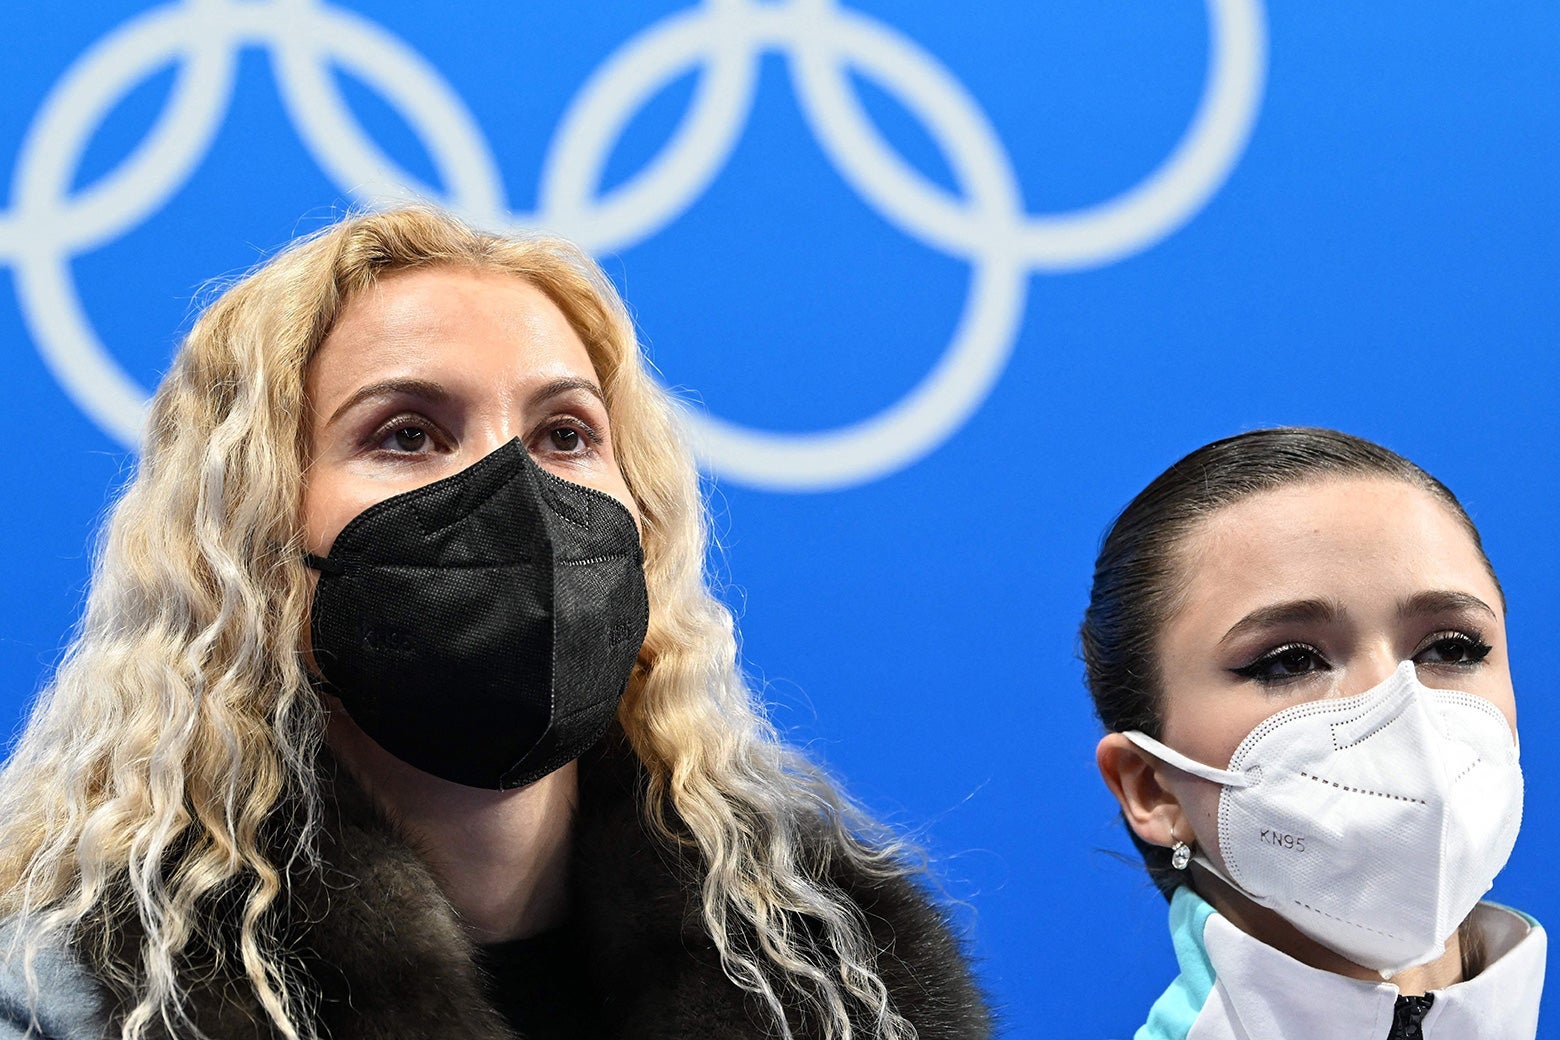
307, 267, 597, 409
1169, 477, 1499, 626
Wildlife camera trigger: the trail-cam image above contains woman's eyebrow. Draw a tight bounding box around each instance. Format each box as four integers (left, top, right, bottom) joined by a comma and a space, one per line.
527, 376, 606, 410
1218, 598, 1344, 648
326, 378, 451, 428
1397, 589, 1498, 621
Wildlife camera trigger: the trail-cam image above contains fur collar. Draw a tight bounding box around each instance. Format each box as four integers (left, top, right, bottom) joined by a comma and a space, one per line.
87, 735, 990, 1039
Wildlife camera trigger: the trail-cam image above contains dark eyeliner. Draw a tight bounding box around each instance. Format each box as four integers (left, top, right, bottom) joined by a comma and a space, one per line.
1414, 629, 1493, 667
1229, 641, 1326, 684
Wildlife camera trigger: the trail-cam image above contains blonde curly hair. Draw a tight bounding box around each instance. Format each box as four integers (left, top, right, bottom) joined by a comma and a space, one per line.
0, 207, 916, 1040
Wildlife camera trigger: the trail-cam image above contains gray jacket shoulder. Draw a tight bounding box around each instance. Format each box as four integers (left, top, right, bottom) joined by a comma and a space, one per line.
0, 919, 114, 1039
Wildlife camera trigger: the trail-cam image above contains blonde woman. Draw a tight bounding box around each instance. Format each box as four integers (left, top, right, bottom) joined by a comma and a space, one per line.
0, 208, 989, 1040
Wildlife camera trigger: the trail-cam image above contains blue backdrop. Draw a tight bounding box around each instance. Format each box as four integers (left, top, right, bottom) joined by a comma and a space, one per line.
2, 2, 1555, 1035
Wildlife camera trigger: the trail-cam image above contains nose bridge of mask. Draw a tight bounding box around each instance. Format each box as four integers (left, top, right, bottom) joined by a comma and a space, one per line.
1124, 662, 1440, 789
1326, 660, 1420, 751
412, 440, 528, 529
416, 439, 553, 563
308, 438, 550, 570
1324, 662, 1517, 778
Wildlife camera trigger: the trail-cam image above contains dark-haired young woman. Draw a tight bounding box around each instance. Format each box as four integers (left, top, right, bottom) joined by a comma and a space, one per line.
1088, 428, 1545, 1039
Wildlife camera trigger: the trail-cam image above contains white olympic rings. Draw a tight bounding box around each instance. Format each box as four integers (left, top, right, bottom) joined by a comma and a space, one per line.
0, 0, 1266, 490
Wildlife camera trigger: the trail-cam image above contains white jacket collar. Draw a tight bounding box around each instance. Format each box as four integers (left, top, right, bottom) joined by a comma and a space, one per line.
1188, 897, 1546, 1040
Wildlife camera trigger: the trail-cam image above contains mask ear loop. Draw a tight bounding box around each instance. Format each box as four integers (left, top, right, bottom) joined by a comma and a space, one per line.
1121, 730, 1254, 788
1124, 731, 1273, 903
303, 552, 347, 576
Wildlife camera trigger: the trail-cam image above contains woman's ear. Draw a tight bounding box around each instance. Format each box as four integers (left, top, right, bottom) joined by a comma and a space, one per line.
1096, 732, 1185, 849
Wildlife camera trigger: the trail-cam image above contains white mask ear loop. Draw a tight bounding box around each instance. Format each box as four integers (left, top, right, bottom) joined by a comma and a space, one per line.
1122, 730, 1281, 907
1121, 730, 1255, 789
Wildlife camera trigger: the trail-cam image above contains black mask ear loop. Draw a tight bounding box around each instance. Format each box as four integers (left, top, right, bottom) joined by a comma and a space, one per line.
302, 553, 344, 692
303, 552, 347, 576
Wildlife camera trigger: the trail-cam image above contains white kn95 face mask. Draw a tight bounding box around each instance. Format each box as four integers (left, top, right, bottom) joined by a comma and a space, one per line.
1123, 661, 1523, 977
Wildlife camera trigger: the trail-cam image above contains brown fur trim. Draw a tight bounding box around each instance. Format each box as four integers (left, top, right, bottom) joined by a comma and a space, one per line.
83, 735, 991, 1040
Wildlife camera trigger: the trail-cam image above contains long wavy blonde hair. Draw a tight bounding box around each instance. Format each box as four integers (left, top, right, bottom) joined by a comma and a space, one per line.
0, 208, 917, 1040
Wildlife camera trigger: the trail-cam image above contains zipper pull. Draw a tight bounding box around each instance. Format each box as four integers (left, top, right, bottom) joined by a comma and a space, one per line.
1387, 994, 1436, 1040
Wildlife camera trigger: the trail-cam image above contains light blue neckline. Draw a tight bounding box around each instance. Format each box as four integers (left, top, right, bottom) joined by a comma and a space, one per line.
1133, 887, 1218, 1040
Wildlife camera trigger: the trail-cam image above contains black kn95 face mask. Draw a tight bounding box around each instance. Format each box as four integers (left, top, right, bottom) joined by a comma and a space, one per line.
305, 438, 649, 790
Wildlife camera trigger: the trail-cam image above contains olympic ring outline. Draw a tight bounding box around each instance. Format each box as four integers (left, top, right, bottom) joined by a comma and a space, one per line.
0, 0, 1266, 490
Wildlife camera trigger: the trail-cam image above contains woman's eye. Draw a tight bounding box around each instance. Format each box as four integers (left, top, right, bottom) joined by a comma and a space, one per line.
536, 418, 600, 457
373, 420, 437, 454
1232, 643, 1329, 684
1414, 632, 1493, 667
